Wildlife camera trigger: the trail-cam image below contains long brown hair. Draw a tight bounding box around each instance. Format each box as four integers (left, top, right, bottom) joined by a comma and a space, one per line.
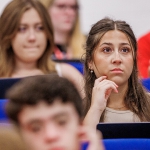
0, 0, 56, 77
39, 0, 85, 59
84, 17, 150, 121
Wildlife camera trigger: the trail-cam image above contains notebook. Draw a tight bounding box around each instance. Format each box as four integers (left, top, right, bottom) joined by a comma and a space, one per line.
97, 122, 150, 139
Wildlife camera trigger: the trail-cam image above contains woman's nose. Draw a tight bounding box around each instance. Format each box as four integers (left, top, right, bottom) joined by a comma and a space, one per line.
111, 51, 122, 64
28, 29, 36, 41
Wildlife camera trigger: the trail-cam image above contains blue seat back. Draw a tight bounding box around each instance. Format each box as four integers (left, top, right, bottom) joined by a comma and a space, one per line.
82, 139, 150, 150
141, 78, 150, 91
0, 99, 8, 122
67, 61, 84, 74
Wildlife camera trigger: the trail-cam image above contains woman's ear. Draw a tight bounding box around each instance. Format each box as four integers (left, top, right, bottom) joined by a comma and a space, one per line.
88, 61, 93, 70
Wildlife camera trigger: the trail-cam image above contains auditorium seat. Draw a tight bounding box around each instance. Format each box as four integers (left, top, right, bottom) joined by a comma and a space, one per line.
53, 59, 84, 74
82, 139, 150, 150
141, 78, 150, 91
0, 99, 8, 122
103, 139, 150, 150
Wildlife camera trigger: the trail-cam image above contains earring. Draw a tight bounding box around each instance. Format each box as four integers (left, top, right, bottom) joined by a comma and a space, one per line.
90, 70, 93, 73
89, 67, 93, 74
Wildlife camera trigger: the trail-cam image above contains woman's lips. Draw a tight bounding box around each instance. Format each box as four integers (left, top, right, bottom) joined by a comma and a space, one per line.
110, 68, 123, 73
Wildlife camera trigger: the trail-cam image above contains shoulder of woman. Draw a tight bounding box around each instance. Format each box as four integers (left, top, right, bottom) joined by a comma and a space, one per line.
56, 63, 84, 85
58, 62, 82, 76
58, 62, 78, 71
55, 63, 84, 87
56, 63, 84, 98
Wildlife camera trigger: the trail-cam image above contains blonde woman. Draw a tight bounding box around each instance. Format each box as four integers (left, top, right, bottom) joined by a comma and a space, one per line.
40, 0, 85, 59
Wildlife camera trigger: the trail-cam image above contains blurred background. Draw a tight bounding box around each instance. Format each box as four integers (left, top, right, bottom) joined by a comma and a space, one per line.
0, 0, 150, 39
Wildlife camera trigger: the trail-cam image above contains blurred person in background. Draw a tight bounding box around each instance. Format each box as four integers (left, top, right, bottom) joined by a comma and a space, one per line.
40, 0, 85, 60
0, 0, 84, 97
5, 75, 104, 150
137, 32, 150, 78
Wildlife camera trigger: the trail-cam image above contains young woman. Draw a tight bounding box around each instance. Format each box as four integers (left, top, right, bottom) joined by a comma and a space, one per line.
40, 0, 85, 59
83, 18, 150, 128
0, 0, 84, 97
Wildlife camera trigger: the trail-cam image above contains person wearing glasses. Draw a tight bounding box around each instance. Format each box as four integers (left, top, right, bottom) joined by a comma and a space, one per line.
40, 0, 85, 60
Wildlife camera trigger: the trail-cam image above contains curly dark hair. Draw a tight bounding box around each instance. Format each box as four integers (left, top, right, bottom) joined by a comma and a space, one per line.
6, 74, 83, 124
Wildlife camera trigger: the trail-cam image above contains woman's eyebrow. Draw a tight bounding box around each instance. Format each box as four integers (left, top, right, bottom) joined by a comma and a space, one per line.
19, 22, 43, 26
99, 42, 112, 47
99, 42, 130, 47
120, 43, 130, 46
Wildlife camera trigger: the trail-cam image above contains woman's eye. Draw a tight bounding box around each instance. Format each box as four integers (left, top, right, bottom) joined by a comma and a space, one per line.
18, 26, 26, 32
121, 47, 129, 53
36, 26, 44, 31
103, 47, 112, 53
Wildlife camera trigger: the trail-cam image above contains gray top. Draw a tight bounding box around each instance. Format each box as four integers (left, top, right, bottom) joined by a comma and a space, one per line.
103, 107, 141, 123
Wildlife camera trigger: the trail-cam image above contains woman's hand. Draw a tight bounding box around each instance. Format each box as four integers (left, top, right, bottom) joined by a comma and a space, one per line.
91, 76, 118, 112
83, 76, 118, 129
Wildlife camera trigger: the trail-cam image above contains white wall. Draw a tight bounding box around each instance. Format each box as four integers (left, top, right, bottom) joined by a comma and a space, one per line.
1, 0, 150, 39
0, 0, 11, 14
79, 0, 150, 38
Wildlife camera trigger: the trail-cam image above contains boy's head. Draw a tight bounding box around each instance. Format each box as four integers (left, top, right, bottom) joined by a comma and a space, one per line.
6, 74, 83, 150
